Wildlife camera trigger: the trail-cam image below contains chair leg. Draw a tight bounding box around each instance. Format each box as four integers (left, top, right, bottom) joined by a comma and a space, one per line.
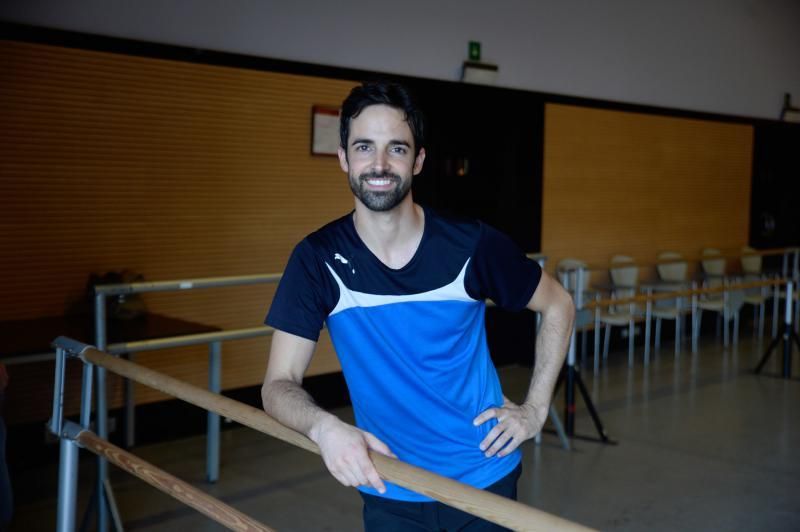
603, 324, 611, 360
733, 311, 740, 346
723, 310, 730, 347
675, 316, 681, 358
628, 320, 634, 367
694, 309, 703, 349
758, 301, 765, 338
655, 318, 662, 350
594, 312, 600, 372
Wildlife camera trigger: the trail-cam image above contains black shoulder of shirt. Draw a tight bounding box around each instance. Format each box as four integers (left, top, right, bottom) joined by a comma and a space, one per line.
305, 210, 355, 245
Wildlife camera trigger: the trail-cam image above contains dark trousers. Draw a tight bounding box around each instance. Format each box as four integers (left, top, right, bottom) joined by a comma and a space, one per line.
360, 464, 522, 532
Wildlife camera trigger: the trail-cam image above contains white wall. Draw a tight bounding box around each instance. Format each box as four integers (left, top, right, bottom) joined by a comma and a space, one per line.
2, 0, 798, 120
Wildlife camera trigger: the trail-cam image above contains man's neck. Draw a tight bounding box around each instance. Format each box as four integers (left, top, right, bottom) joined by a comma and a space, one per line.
352, 197, 425, 270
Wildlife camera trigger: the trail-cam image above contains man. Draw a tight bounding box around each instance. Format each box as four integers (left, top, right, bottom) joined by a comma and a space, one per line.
262, 81, 574, 531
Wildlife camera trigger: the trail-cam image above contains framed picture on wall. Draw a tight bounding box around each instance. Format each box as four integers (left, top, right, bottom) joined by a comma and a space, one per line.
311, 106, 341, 155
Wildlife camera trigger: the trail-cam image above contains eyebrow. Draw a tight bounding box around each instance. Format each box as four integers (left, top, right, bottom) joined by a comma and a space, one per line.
349, 138, 412, 148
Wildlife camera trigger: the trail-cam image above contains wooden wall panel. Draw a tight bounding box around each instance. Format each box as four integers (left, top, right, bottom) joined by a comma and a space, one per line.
0, 41, 354, 423
542, 103, 753, 283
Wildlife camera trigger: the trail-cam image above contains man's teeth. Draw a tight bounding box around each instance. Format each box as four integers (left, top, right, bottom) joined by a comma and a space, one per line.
367, 179, 392, 186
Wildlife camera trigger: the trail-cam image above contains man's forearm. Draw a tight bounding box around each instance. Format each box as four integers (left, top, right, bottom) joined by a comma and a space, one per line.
261, 379, 336, 442
524, 300, 574, 409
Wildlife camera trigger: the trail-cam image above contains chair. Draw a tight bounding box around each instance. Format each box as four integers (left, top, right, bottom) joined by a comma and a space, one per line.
649, 251, 691, 356
740, 246, 769, 338
597, 255, 641, 366
694, 248, 744, 347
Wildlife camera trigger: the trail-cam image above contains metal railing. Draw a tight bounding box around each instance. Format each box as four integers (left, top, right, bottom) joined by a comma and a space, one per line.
50, 337, 595, 532
90, 272, 283, 531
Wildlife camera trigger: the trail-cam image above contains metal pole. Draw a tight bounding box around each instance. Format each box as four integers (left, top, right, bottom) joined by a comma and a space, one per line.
793, 250, 800, 334
783, 281, 794, 379
207, 341, 222, 483
50, 347, 66, 436
94, 293, 109, 532
53, 342, 79, 532
56, 436, 80, 532
691, 281, 699, 353
675, 295, 682, 358
644, 292, 652, 365
575, 269, 585, 332
723, 286, 730, 347
80, 363, 94, 429
594, 295, 601, 372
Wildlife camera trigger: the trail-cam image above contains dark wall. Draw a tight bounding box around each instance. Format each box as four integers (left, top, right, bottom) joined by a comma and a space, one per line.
411, 83, 544, 253
750, 121, 800, 271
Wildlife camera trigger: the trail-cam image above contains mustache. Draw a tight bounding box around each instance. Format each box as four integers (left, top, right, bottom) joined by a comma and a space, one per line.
358, 171, 401, 182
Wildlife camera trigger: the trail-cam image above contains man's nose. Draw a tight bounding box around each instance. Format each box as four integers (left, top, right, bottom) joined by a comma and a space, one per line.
372, 151, 389, 172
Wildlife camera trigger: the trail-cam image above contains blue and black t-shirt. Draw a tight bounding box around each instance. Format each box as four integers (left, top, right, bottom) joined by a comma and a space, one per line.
266, 206, 542, 501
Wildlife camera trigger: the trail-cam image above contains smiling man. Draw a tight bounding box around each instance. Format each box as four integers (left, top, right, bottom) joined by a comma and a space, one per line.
262, 81, 574, 531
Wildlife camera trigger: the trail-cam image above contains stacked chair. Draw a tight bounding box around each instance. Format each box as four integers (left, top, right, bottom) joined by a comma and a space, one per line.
649, 251, 691, 356
596, 255, 641, 367
694, 248, 745, 347
740, 246, 769, 338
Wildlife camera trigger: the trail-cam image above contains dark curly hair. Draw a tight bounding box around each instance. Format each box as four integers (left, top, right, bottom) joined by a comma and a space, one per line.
340, 81, 425, 157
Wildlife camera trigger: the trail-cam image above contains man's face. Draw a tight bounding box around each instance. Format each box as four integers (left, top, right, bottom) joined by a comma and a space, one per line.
338, 104, 425, 212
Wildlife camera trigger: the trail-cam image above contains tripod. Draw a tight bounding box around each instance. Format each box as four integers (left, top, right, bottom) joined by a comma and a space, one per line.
554, 266, 615, 444
755, 280, 800, 378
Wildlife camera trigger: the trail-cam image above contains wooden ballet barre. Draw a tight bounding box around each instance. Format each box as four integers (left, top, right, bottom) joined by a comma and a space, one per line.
78, 347, 595, 532
582, 278, 786, 310
69, 424, 272, 532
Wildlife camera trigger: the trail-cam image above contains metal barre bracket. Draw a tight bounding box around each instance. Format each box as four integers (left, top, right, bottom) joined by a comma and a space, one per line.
60, 420, 88, 442
52, 336, 95, 358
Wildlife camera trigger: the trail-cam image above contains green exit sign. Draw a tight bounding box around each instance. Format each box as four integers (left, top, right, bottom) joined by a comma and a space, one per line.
469, 41, 481, 61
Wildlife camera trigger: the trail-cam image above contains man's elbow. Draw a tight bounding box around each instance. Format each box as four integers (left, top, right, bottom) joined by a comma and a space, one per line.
261, 378, 284, 414
562, 289, 576, 325
547, 284, 576, 328
260, 381, 272, 413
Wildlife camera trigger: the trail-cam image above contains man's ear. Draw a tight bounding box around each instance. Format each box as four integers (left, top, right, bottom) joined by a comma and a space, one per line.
413, 147, 426, 175
337, 146, 349, 173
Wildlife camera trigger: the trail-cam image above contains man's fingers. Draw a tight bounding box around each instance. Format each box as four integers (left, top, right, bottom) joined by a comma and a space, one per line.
485, 430, 514, 457
354, 451, 386, 494
315, 421, 394, 494
496, 436, 522, 457
330, 466, 360, 488
363, 464, 387, 494
473, 408, 499, 426
479, 423, 504, 452
364, 432, 397, 458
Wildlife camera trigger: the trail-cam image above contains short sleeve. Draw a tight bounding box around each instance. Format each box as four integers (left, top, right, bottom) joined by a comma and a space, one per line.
467, 223, 542, 311
265, 239, 333, 342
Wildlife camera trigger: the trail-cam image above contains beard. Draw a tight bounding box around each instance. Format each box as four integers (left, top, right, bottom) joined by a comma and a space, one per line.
349, 170, 412, 212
